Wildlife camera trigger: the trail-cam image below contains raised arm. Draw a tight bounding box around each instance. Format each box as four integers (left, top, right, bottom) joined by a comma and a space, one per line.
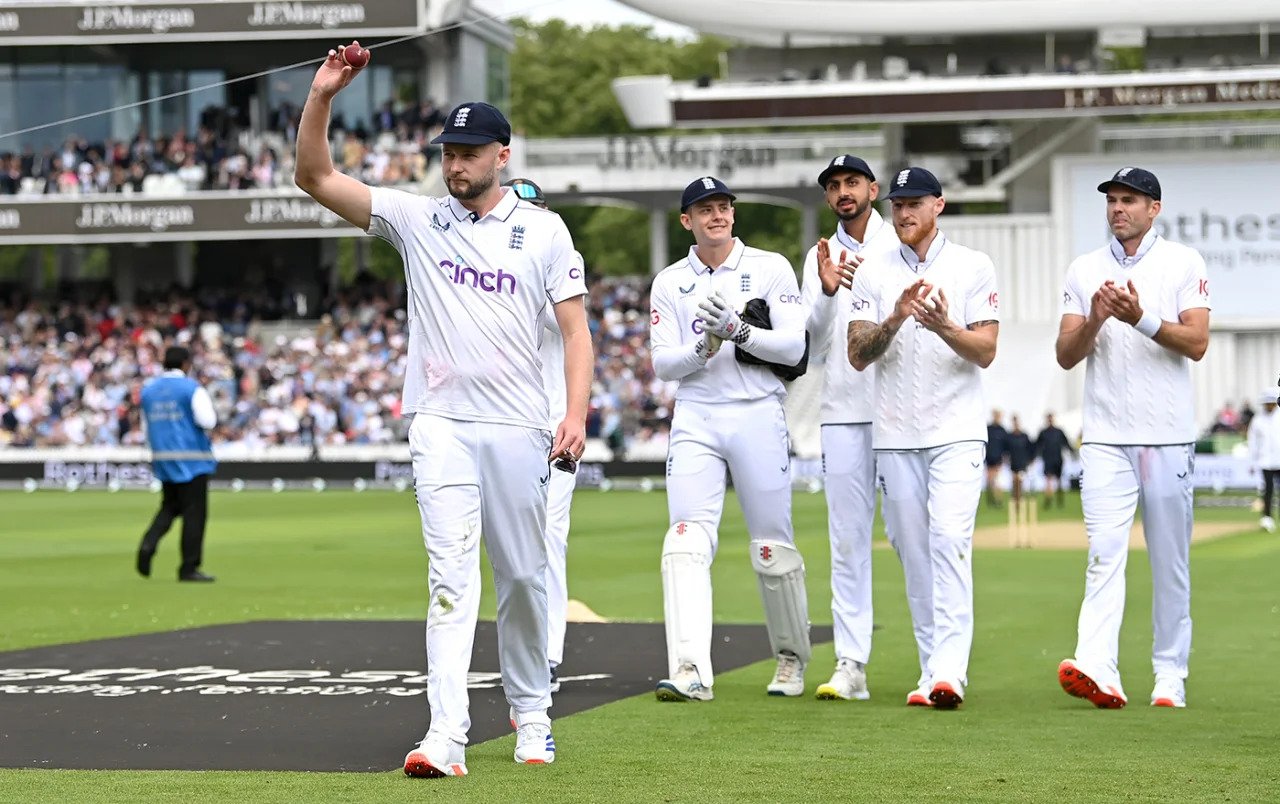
294, 45, 372, 231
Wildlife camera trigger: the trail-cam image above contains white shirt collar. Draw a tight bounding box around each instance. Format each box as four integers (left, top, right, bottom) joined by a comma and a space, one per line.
447, 187, 519, 223
833, 209, 886, 254
898, 231, 947, 272
162, 369, 186, 377
1110, 228, 1159, 267
686, 237, 746, 275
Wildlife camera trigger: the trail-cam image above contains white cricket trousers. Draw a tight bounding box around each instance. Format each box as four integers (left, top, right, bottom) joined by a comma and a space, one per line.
409, 414, 552, 746
821, 423, 876, 665
1075, 443, 1195, 681
665, 396, 795, 678
877, 442, 985, 686
545, 466, 575, 667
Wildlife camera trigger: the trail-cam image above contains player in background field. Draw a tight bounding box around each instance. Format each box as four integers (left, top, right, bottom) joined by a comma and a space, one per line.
846, 167, 1000, 710
1006, 415, 1034, 509
1248, 389, 1279, 533
1034, 413, 1075, 508
984, 410, 1009, 507
800, 155, 899, 702
503, 177, 584, 693
1056, 167, 1210, 711
294, 47, 593, 776
649, 176, 811, 702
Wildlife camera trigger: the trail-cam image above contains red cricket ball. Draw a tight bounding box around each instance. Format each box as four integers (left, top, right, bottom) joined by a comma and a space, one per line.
342, 42, 369, 70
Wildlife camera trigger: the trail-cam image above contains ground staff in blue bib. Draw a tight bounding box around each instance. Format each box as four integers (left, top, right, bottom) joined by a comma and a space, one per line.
136, 345, 218, 582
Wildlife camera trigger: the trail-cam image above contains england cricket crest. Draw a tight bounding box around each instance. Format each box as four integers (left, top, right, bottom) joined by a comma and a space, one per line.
508, 225, 526, 250
740, 273, 751, 293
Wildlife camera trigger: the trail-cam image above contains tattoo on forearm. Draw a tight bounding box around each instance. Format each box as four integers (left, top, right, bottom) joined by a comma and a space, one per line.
967, 320, 998, 331
847, 320, 896, 363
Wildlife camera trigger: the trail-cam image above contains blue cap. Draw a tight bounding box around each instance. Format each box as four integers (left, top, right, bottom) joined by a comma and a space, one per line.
681, 176, 736, 211
1097, 167, 1161, 201
817, 154, 876, 187
504, 177, 546, 207
884, 167, 943, 199
430, 102, 511, 146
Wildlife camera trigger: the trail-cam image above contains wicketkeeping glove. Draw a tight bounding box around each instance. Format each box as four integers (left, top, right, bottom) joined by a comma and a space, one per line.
694, 328, 723, 360
696, 293, 751, 344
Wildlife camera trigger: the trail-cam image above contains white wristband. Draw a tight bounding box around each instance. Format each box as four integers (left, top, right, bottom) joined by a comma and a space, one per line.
1133, 310, 1162, 339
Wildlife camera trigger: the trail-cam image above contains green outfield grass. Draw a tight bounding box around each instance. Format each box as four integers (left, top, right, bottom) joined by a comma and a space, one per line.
2, 489, 1278, 803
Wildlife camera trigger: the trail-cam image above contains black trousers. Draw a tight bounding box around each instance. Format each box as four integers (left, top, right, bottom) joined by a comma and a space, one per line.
1264, 469, 1278, 518
140, 474, 210, 575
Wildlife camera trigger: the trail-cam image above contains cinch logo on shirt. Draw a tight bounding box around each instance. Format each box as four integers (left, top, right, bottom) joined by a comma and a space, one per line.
439, 259, 517, 294
777, 293, 802, 304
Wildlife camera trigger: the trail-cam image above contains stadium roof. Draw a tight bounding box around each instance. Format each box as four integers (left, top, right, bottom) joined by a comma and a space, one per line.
617, 0, 1280, 41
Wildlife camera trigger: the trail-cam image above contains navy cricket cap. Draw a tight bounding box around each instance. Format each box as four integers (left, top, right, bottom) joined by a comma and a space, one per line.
681, 176, 736, 211
884, 166, 943, 199
504, 177, 546, 207
430, 101, 511, 146
817, 154, 876, 187
1097, 167, 1161, 201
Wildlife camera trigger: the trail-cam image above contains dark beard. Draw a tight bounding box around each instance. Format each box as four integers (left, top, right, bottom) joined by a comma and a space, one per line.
836, 198, 869, 222
449, 170, 495, 201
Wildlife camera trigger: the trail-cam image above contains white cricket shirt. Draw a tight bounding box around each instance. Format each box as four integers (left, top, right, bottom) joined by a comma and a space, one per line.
801, 209, 899, 425
849, 232, 1000, 450
1062, 234, 1210, 445
367, 187, 587, 430
649, 237, 806, 403
539, 250, 584, 426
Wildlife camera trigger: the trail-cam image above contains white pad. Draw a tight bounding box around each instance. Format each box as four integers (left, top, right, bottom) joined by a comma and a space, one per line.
751, 540, 812, 665
661, 521, 716, 684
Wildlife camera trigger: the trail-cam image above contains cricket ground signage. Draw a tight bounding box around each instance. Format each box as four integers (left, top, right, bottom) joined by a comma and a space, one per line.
0, 1, 423, 45
0, 192, 364, 244
658, 67, 1280, 128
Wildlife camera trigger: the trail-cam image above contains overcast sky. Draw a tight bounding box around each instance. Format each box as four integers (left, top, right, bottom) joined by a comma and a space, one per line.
476, 0, 695, 39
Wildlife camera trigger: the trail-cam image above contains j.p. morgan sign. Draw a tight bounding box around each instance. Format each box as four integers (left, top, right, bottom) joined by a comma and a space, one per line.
0, 2, 421, 45
0, 192, 361, 244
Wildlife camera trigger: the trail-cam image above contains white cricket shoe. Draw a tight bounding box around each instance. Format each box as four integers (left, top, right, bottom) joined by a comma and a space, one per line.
766, 651, 805, 697
1151, 676, 1187, 708
403, 734, 467, 778
513, 711, 556, 764
906, 683, 933, 707
1261, 516, 1276, 533
815, 658, 870, 701
655, 663, 714, 701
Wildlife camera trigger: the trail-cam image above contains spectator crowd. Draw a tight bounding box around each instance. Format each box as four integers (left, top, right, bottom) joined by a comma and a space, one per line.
0, 96, 444, 197
0, 277, 676, 457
